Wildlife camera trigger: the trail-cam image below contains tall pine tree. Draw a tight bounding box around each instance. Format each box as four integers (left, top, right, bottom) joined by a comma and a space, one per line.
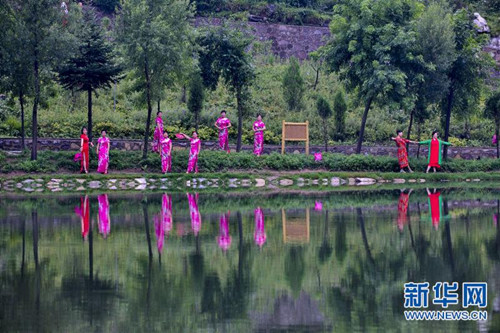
57, 8, 122, 141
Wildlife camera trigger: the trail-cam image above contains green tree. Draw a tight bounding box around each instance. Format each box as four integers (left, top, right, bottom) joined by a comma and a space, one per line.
440, 9, 491, 159
187, 72, 204, 130
484, 91, 500, 158
323, 0, 421, 154
0, 2, 32, 150
57, 8, 122, 141
93, 0, 120, 14
406, 1, 456, 144
117, 0, 195, 159
5, 0, 75, 160
316, 95, 332, 151
197, 26, 255, 151
282, 57, 305, 111
332, 89, 347, 141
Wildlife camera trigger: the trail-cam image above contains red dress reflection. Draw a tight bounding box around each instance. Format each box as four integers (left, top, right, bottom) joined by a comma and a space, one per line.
154, 194, 173, 253
428, 190, 442, 230
75, 196, 90, 240
254, 207, 266, 247
187, 193, 202, 235
218, 211, 231, 251
397, 192, 409, 232
97, 194, 110, 238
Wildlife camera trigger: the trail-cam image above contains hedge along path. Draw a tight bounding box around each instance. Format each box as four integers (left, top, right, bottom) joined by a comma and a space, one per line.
4, 150, 500, 174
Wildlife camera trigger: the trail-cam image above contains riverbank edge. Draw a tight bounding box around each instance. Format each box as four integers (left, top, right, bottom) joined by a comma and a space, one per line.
1, 171, 500, 194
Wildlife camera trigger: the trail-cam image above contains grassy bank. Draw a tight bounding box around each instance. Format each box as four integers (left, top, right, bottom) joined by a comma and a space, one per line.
3, 150, 500, 174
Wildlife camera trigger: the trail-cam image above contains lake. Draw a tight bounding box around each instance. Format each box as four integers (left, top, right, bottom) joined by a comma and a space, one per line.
1, 188, 499, 332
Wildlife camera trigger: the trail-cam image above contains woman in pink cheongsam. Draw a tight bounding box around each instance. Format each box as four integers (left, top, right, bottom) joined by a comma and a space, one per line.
180, 131, 201, 174
160, 131, 172, 174
96, 130, 110, 174
253, 114, 266, 156
152, 111, 164, 153
215, 110, 231, 153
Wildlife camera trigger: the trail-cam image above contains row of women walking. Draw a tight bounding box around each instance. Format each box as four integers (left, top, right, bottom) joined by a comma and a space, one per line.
78, 110, 266, 174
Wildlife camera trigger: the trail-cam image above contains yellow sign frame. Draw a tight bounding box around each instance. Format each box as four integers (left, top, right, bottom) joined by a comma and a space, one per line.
281, 120, 309, 155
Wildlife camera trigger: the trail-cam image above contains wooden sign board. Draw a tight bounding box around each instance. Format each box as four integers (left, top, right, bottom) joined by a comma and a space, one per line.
282, 208, 310, 244
281, 120, 309, 154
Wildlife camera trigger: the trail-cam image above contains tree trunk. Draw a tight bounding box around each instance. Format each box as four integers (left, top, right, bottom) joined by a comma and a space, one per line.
236, 88, 243, 152
143, 58, 153, 160
406, 109, 414, 152
31, 48, 40, 161
87, 87, 93, 142
157, 98, 160, 114
19, 91, 25, 150
181, 84, 187, 103
323, 118, 328, 152
356, 96, 373, 154
313, 67, 320, 90
443, 87, 454, 160
496, 122, 499, 159
195, 111, 199, 131
417, 122, 422, 158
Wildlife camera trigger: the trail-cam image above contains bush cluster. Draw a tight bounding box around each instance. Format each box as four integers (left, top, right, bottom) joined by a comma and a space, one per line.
4, 150, 500, 174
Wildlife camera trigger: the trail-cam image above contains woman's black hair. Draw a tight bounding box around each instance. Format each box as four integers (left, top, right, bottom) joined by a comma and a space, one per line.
81, 126, 87, 134
396, 129, 402, 135
432, 130, 438, 136
221, 110, 226, 114
157, 111, 162, 116
101, 129, 106, 133
257, 113, 262, 118
192, 130, 197, 134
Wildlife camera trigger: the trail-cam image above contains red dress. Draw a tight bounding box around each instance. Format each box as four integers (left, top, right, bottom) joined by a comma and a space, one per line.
80, 134, 90, 172
428, 138, 441, 168
394, 137, 410, 168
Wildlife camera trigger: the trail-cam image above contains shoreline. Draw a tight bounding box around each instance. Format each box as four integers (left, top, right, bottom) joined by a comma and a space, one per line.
2, 170, 500, 194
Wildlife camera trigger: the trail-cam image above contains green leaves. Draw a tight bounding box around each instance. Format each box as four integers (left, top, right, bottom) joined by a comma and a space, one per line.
282, 57, 305, 111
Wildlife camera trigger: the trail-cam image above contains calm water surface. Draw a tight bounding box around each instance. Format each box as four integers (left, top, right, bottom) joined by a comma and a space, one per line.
1, 188, 500, 332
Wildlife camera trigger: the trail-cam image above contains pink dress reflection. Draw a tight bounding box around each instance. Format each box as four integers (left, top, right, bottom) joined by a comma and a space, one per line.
97, 194, 110, 238
187, 193, 202, 235
314, 201, 323, 211
218, 211, 231, 251
154, 194, 173, 253
254, 207, 266, 247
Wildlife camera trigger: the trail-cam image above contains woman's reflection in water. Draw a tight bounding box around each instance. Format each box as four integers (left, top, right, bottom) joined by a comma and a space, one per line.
427, 188, 442, 230
218, 211, 231, 251
154, 194, 173, 254
254, 207, 266, 248
97, 194, 110, 239
187, 193, 202, 236
75, 195, 90, 240
397, 189, 412, 232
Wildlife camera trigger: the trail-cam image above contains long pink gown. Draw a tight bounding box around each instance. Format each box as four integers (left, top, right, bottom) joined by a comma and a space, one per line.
152, 116, 164, 153
187, 193, 202, 235
187, 138, 201, 173
154, 194, 173, 253
254, 207, 266, 247
160, 137, 172, 173
98, 194, 110, 238
216, 117, 231, 152
253, 120, 265, 156
218, 211, 231, 251
97, 136, 110, 174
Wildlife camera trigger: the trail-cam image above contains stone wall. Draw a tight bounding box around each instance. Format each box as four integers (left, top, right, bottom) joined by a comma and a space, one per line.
194, 17, 330, 60
1, 137, 497, 160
